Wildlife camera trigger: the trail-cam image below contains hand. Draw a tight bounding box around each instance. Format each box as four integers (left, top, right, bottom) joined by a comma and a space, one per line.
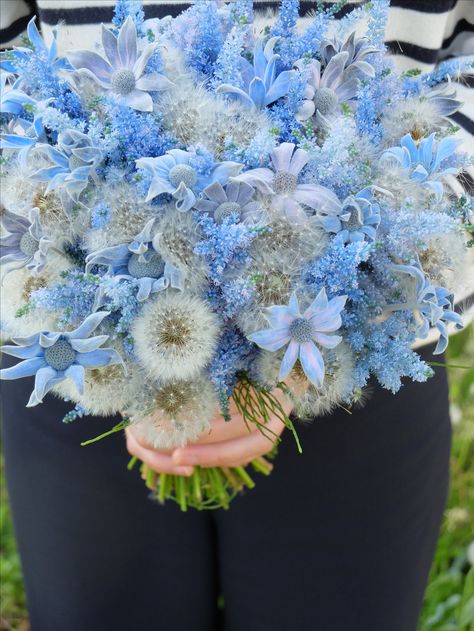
125, 387, 293, 475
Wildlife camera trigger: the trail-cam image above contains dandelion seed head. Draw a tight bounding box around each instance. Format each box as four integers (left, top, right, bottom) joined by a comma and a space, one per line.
132, 291, 220, 381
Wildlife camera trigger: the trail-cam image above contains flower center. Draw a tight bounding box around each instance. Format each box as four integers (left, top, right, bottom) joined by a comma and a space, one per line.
273, 171, 298, 195
214, 201, 241, 223
111, 68, 136, 95
289, 317, 314, 344
19, 231, 39, 257
343, 204, 364, 230
155, 382, 191, 417
127, 252, 165, 279
43, 338, 76, 371
158, 313, 192, 349
313, 87, 338, 116
168, 164, 198, 189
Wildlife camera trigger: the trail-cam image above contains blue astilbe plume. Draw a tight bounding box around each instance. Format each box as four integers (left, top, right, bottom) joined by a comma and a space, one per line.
178, 2, 224, 76
112, 0, 145, 34
271, 0, 300, 39
230, 0, 254, 25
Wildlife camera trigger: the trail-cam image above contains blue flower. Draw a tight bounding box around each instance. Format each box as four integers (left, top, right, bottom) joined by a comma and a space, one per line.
216, 37, 296, 109
318, 187, 381, 243
86, 219, 182, 302
67, 16, 172, 112
194, 181, 259, 222
248, 289, 347, 386
234, 142, 336, 224
320, 32, 378, 78
0, 208, 51, 280
0, 17, 68, 76
0, 311, 123, 407
387, 261, 463, 354
136, 149, 242, 211
380, 133, 459, 199
0, 73, 36, 119
295, 53, 360, 123
31, 129, 102, 208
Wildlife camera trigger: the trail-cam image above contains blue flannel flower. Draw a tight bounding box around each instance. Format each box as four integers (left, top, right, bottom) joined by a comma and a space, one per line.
0, 207, 51, 281
86, 219, 183, 302
0, 17, 68, 76
318, 187, 381, 243
31, 129, 102, 208
0, 311, 123, 407
194, 181, 260, 223
388, 261, 463, 354
0, 73, 36, 118
320, 32, 378, 77
216, 37, 296, 109
136, 149, 242, 211
248, 289, 347, 386
380, 133, 459, 200
67, 16, 172, 112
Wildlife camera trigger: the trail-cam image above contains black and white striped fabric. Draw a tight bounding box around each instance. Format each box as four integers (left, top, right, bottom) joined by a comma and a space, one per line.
1, 0, 473, 329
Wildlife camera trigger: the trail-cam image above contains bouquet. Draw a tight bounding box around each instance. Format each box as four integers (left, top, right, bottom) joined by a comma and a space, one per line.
1, 0, 472, 510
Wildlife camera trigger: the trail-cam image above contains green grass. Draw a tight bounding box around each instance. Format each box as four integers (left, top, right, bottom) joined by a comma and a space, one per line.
1, 327, 473, 630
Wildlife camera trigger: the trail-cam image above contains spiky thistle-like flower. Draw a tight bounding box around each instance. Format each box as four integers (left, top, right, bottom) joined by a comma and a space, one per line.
132, 292, 220, 382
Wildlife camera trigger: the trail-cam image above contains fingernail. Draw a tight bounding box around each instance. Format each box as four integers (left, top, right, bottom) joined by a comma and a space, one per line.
176, 466, 194, 476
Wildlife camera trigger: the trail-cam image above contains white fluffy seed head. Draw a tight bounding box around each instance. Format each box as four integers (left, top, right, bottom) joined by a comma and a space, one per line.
157, 55, 271, 158
85, 183, 155, 251
132, 291, 220, 382
0, 268, 58, 339
382, 98, 451, 146
126, 375, 217, 448
53, 354, 138, 416
418, 230, 470, 292
290, 342, 356, 419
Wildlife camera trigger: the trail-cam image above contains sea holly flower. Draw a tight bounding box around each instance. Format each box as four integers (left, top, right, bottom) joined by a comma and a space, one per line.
318, 188, 381, 243
136, 149, 242, 211
0, 311, 123, 407
216, 37, 296, 109
387, 261, 463, 354
380, 133, 459, 200
248, 290, 347, 386
0, 208, 51, 280
320, 32, 378, 78
294, 53, 360, 123
86, 219, 183, 302
194, 181, 260, 222
31, 129, 102, 207
67, 16, 172, 112
233, 142, 337, 224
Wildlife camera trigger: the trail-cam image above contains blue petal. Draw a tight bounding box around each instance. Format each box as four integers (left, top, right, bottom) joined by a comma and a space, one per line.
65, 364, 85, 395
248, 328, 291, 352
69, 311, 110, 339
75, 348, 123, 368
279, 341, 299, 381
0, 357, 46, 380
248, 77, 267, 108
299, 341, 325, 387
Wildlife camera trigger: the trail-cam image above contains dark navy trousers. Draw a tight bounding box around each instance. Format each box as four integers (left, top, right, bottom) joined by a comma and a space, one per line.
1, 343, 451, 631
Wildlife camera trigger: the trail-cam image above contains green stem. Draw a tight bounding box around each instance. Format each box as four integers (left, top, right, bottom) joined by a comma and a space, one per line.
80, 418, 129, 446
234, 466, 255, 489
428, 362, 473, 370
158, 473, 167, 504
127, 456, 138, 470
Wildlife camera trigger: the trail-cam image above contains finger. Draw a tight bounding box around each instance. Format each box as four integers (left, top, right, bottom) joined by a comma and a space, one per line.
172, 418, 284, 468
127, 427, 175, 454
125, 429, 194, 476
193, 414, 256, 445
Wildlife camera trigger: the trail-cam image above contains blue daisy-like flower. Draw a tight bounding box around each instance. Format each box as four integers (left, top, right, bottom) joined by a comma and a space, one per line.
136, 149, 242, 211
216, 37, 296, 109
318, 187, 381, 243
194, 181, 260, 222
86, 219, 182, 302
248, 290, 347, 386
380, 133, 459, 200
0, 207, 51, 281
0, 311, 123, 407
31, 129, 102, 209
387, 261, 463, 354
67, 16, 172, 112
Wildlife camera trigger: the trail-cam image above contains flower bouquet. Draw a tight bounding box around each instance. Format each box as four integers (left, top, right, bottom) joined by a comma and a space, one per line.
1, 0, 472, 510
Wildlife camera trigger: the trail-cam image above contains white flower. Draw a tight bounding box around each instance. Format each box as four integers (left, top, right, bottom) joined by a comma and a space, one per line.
132, 291, 220, 382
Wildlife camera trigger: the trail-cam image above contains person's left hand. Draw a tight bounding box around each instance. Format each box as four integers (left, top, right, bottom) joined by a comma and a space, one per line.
125, 388, 292, 472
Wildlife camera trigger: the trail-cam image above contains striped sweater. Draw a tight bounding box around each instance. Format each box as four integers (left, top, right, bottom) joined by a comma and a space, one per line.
1, 0, 473, 336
